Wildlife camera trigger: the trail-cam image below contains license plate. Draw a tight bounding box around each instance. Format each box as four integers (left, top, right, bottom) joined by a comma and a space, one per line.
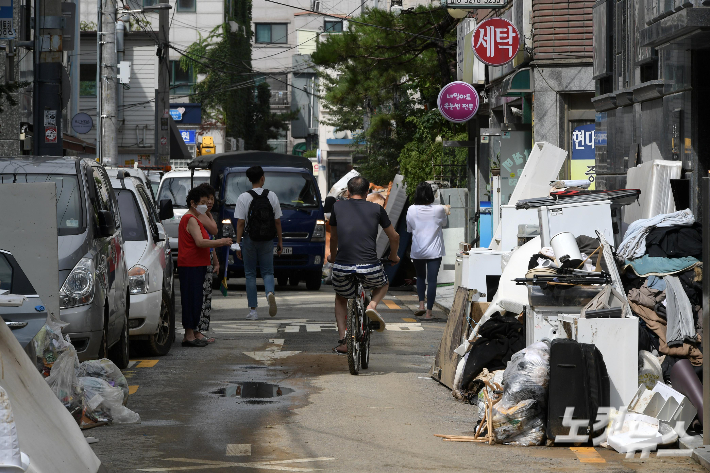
275, 247, 292, 255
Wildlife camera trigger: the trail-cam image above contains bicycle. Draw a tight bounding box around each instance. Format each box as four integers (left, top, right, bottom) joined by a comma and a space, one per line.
345, 258, 392, 375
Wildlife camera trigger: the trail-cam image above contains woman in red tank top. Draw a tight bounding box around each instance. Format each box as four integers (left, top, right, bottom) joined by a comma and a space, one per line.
178, 186, 232, 347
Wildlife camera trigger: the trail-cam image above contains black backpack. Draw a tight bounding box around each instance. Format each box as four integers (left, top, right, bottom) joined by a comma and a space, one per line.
246, 189, 277, 241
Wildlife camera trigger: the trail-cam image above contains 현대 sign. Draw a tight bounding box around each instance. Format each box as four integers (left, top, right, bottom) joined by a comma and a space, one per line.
472, 17, 520, 66
571, 124, 596, 190
437, 81, 480, 123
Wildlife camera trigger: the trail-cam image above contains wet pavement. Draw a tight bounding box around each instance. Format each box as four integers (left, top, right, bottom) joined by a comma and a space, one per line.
88, 280, 706, 472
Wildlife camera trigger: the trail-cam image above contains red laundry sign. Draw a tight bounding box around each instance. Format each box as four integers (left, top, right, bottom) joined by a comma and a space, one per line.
437, 81, 479, 123
472, 18, 520, 66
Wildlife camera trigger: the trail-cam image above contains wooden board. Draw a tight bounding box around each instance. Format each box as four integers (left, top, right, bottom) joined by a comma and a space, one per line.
430, 287, 472, 389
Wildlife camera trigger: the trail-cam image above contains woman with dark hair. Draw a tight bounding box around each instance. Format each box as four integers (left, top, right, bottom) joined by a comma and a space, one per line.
406, 182, 448, 320
178, 186, 232, 347
195, 183, 218, 343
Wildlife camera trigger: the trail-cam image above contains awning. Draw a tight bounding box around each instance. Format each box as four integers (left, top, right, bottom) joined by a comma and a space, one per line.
169, 117, 192, 160
500, 68, 533, 97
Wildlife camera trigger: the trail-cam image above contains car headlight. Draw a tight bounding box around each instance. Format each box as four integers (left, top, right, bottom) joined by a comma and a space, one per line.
312, 219, 326, 241
222, 219, 235, 238
60, 257, 95, 309
128, 266, 149, 294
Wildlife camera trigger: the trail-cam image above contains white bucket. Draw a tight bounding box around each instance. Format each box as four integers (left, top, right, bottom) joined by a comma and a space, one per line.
550, 232, 582, 262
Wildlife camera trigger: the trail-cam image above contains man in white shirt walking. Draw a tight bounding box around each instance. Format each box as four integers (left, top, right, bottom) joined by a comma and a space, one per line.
234, 166, 283, 320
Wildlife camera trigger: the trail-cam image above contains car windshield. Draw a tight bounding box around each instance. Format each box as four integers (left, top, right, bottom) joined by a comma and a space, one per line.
225, 172, 318, 208
157, 176, 208, 208
115, 190, 147, 241
0, 174, 83, 235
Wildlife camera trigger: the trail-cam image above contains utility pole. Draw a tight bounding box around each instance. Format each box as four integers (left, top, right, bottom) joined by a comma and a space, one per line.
33, 0, 64, 155
100, 0, 117, 165
154, 4, 171, 167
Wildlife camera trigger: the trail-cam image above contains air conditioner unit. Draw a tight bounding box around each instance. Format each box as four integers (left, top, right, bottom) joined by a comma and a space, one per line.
312, 0, 320, 11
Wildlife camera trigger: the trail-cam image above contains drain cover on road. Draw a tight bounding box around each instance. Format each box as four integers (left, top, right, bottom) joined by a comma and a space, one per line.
212, 382, 294, 399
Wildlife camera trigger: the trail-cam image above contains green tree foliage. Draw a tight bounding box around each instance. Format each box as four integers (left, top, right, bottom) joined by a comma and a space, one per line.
310, 7, 460, 186
398, 110, 467, 198
181, 0, 295, 151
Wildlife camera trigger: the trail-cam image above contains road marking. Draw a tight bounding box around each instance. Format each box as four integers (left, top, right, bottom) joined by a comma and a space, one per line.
138, 456, 335, 471
129, 385, 139, 395
385, 323, 424, 332
226, 444, 251, 456
128, 360, 159, 368
382, 299, 401, 309
570, 447, 605, 463
243, 338, 300, 364
122, 370, 135, 379
402, 317, 417, 322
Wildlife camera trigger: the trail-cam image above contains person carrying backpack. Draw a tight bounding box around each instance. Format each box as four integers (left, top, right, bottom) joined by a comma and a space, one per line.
235, 166, 283, 320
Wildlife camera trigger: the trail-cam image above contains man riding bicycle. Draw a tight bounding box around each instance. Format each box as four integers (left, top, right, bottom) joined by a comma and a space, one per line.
327, 176, 400, 354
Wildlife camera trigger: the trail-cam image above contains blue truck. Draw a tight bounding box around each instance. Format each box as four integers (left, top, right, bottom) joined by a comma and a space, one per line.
188, 152, 326, 290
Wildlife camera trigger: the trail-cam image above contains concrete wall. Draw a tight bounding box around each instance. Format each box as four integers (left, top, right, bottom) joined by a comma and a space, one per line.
533, 66, 594, 147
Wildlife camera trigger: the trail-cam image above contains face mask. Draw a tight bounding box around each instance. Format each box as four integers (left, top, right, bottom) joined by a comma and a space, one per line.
196, 205, 208, 215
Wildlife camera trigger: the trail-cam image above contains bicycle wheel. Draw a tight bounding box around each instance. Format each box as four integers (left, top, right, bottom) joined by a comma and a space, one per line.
346, 298, 361, 375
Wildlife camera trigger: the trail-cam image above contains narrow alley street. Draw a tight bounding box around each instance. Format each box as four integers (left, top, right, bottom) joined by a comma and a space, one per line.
89, 280, 704, 473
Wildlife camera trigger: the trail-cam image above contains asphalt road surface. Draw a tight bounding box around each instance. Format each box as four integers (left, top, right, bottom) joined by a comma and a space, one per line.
89, 278, 705, 472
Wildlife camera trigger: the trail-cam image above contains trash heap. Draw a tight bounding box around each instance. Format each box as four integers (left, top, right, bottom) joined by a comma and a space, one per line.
437, 207, 704, 452
33, 315, 140, 429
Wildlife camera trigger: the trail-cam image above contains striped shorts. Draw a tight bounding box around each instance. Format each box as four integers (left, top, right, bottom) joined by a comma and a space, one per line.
332, 263, 389, 299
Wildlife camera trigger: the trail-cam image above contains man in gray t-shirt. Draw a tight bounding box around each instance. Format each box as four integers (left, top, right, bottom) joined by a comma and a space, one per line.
327, 176, 400, 355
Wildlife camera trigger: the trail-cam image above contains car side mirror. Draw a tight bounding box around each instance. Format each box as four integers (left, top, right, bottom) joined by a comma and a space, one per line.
97, 210, 116, 237
159, 199, 174, 220
156, 223, 166, 242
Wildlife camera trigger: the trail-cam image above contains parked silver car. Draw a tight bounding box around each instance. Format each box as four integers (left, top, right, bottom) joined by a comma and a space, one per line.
0, 157, 130, 367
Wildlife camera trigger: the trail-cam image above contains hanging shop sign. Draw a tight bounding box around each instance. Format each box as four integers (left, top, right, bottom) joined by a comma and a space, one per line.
445, 0, 505, 8
571, 124, 596, 189
71, 113, 93, 134
437, 81, 480, 123
472, 18, 520, 66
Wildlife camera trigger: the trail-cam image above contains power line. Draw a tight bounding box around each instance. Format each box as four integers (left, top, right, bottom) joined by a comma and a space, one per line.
264, 0, 457, 45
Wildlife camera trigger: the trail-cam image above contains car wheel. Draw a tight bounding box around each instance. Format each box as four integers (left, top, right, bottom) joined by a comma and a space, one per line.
109, 298, 130, 369
277, 276, 288, 287
305, 272, 322, 291
289, 277, 299, 287
144, 293, 175, 356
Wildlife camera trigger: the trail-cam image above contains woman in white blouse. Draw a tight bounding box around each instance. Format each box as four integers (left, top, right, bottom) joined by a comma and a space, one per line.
406, 182, 448, 320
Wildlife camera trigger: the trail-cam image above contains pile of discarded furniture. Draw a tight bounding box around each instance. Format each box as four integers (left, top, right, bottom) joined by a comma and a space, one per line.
432, 143, 704, 453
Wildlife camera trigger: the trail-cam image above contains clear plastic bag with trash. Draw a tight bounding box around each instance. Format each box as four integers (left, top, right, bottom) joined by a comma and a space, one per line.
32, 314, 73, 377
322, 262, 333, 285
45, 346, 83, 414
78, 359, 130, 404
492, 340, 551, 446
78, 377, 140, 426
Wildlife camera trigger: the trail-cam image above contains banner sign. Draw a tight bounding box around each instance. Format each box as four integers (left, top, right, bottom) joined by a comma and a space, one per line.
571, 124, 596, 189
472, 18, 520, 66
437, 81, 480, 123
446, 0, 505, 8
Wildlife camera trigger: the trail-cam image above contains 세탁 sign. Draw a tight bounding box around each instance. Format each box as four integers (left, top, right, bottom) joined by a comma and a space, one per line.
472, 18, 520, 66
437, 81, 480, 123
